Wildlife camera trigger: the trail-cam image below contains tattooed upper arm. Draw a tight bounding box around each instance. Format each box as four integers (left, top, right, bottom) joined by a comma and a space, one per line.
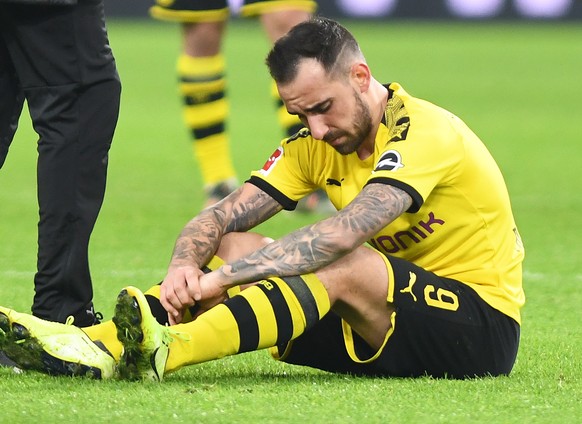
309, 182, 413, 254
341, 183, 413, 236
224, 183, 283, 233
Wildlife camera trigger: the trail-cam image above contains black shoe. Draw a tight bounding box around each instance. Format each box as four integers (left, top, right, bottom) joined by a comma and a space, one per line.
71, 305, 103, 328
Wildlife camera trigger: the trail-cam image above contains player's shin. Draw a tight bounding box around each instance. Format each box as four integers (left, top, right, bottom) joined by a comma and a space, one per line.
164, 274, 330, 373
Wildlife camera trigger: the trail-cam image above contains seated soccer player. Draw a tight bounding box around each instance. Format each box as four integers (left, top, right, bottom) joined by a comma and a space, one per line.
0, 17, 524, 381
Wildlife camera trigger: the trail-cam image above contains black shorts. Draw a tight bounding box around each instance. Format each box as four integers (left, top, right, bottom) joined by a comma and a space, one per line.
150, 0, 317, 23
272, 255, 520, 379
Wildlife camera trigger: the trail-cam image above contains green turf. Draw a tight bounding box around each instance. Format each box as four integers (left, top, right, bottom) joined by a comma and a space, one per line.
1, 19, 581, 422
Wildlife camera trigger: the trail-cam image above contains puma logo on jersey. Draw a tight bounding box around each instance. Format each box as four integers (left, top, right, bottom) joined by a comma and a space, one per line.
400, 271, 417, 302
326, 178, 343, 187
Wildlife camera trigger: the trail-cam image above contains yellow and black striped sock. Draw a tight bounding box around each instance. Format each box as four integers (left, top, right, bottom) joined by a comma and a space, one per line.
178, 53, 237, 186
143, 255, 232, 325
271, 80, 304, 137
83, 256, 231, 361
165, 274, 330, 373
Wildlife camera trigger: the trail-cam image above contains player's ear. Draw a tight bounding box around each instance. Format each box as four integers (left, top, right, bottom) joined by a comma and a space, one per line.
350, 62, 371, 93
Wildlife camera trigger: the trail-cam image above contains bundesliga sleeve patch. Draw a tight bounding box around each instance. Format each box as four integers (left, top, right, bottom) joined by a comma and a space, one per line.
259, 147, 283, 176
374, 150, 404, 172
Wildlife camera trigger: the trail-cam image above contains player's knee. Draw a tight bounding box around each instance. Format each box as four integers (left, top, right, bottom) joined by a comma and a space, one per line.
183, 21, 225, 55
217, 232, 273, 262
261, 10, 311, 42
315, 246, 388, 303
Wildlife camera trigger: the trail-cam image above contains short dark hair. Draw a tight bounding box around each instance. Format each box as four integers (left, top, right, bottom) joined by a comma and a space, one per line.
266, 17, 362, 84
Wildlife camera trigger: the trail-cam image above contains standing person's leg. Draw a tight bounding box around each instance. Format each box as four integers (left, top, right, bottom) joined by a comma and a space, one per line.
0, 32, 24, 169
1, 0, 121, 326
180, 20, 238, 206
0, 21, 26, 368
150, 1, 326, 209
151, 0, 238, 206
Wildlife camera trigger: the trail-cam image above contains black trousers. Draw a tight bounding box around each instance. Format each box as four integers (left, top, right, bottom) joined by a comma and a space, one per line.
0, 0, 121, 326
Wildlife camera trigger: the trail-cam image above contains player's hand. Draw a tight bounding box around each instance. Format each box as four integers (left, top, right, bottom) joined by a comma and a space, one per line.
160, 265, 204, 325
193, 270, 231, 314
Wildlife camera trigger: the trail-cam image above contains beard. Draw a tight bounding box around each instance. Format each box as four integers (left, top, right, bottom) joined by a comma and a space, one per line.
323, 90, 373, 155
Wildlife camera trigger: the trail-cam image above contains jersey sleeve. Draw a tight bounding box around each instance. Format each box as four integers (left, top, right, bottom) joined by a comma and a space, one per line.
248, 130, 321, 210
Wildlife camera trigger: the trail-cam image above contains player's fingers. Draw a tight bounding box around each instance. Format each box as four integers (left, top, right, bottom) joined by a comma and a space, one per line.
185, 268, 204, 302
167, 309, 184, 325
171, 271, 197, 309
160, 276, 186, 321
159, 283, 177, 317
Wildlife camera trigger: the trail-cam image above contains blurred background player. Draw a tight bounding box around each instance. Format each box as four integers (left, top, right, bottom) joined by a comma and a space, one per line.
149, 0, 331, 211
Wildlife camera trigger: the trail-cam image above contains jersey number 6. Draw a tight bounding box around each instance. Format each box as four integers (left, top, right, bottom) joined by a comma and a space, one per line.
424, 285, 459, 311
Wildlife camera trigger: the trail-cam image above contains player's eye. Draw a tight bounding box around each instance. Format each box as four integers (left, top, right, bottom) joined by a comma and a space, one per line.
316, 102, 331, 114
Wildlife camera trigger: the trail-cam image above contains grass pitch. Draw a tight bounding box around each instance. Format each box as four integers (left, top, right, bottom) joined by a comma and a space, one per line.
0, 19, 581, 423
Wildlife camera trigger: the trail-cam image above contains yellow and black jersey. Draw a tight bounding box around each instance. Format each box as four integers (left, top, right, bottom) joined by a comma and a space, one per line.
249, 83, 524, 324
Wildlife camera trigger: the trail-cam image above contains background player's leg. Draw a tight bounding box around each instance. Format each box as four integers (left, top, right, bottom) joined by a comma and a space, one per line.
260, 9, 310, 138
180, 21, 238, 207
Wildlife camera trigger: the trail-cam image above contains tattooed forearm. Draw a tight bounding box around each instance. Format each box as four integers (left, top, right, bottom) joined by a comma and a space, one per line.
221, 183, 412, 284
226, 189, 282, 233
339, 183, 412, 234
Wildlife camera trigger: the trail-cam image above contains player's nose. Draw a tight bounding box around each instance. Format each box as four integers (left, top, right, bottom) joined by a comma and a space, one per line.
306, 116, 328, 140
